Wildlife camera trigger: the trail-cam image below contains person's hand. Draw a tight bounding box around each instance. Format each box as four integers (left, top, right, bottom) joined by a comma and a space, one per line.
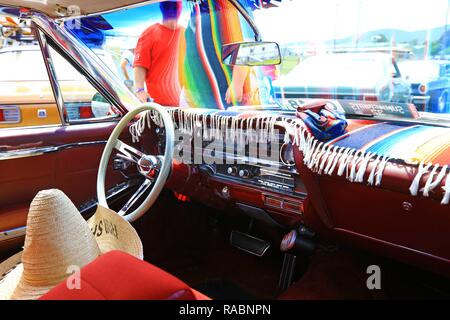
225, 83, 244, 104
136, 90, 151, 103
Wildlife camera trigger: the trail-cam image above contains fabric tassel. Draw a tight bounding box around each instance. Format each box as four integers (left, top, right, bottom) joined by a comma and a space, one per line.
441, 171, 450, 205
421, 163, 441, 197
355, 152, 374, 183
409, 162, 432, 196
318, 145, 333, 174
367, 154, 381, 186
308, 142, 324, 170
329, 147, 348, 176
324, 146, 339, 174
304, 138, 317, 165
312, 143, 329, 173
337, 148, 353, 176
347, 150, 363, 182
425, 164, 448, 197
375, 156, 390, 186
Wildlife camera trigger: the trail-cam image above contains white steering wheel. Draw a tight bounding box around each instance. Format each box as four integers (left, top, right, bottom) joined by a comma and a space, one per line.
97, 103, 174, 222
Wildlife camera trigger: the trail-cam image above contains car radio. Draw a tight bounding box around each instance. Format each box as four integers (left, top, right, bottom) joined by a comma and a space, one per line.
215, 163, 299, 194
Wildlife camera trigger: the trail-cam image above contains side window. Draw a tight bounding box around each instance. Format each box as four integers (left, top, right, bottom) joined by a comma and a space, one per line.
47, 46, 118, 123
0, 17, 62, 129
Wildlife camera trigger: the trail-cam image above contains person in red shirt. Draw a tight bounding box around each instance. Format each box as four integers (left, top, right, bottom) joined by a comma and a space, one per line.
134, 0, 184, 106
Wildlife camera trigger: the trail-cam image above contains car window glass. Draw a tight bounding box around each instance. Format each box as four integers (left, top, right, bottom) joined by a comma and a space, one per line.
0, 17, 62, 129
47, 45, 118, 122
252, 0, 450, 117
65, 0, 270, 110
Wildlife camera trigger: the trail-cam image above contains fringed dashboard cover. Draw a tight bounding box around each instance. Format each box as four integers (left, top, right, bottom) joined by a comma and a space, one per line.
129, 107, 450, 205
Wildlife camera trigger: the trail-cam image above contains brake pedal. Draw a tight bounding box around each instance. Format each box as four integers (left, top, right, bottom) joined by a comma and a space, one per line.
230, 230, 270, 257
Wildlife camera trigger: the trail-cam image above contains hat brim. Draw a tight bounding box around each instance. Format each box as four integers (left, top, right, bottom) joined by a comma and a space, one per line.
0, 252, 68, 300
87, 206, 143, 259
0, 206, 143, 300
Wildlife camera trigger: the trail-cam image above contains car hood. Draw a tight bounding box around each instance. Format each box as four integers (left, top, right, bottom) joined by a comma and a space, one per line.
0, 0, 150, 17
273, 71, 385, 92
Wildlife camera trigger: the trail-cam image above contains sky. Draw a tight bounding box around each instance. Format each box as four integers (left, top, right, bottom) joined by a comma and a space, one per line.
253, 0, 450, 44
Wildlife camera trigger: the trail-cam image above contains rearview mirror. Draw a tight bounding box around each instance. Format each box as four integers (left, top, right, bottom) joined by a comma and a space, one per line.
222, 41, 282, 67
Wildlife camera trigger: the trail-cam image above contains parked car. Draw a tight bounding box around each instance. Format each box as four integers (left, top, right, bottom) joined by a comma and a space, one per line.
0, 45, 118, 128
399, 59, 450, 113
273, 52, 411, 104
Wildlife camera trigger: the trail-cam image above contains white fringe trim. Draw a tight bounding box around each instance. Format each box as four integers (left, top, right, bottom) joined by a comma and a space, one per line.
421, 163, 441, 197
409, 162, 432, 196
129, 108, 450, 205
441, 171, 450, 205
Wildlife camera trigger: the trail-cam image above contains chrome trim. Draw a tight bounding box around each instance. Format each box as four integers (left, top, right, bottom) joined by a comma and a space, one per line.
35, 26, 66, 123
0, 140, 107, 161
0, 226, 26, 242
0, 124, 62, 131
66, 114, 121, 125
78, 180, 142, 215
31, 13, 135, 115
411, 95, 431, 101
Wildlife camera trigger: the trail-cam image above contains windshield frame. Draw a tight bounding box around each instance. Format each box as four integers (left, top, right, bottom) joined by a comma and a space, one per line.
32, 11, 137, 114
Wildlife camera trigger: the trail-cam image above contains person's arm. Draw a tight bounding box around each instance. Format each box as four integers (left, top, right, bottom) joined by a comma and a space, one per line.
120, 58, 130, 81
134, 66, 151, 103
133, 35, 151, 103
225, 66, 250, 104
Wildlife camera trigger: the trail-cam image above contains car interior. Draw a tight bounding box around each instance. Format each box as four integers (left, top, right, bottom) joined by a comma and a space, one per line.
0, 0, 449, 301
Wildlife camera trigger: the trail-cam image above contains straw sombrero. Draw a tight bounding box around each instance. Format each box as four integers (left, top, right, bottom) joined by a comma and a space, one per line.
0, 189, 143, 300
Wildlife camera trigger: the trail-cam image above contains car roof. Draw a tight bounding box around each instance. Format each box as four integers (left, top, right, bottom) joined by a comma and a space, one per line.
0, 0, 155, 18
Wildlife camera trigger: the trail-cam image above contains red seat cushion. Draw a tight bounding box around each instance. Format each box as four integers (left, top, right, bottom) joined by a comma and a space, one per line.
40, 250, 210, 300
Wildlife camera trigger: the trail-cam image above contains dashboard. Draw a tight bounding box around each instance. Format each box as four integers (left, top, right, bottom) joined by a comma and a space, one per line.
158, 127, 308, 228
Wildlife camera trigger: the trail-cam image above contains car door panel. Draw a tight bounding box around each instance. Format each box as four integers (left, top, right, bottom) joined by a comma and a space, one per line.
0, 121, 127, 240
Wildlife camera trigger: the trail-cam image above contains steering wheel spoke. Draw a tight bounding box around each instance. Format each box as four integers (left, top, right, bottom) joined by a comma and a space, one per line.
118, 179, 153, 216
115, 139, 145, 163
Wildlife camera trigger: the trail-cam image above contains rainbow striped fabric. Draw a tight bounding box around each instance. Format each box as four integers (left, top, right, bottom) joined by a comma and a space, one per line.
327, 120, 450, 166
180, 0, 264, 109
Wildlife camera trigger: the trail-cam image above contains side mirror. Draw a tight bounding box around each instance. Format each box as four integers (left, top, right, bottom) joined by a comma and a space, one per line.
222, 41, 282, 67
91, 93, 111, 118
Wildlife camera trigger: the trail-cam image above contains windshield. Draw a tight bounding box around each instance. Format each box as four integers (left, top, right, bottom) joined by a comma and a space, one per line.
280, 54, 387, 87
65, 0, 272, 110
251, 0, 450, 118
64, 0, 450, 119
